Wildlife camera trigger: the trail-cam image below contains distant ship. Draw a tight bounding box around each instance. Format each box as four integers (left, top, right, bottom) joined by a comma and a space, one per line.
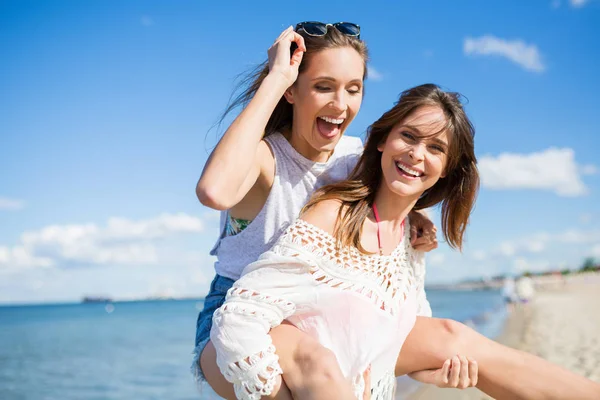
82, 296, 113, 303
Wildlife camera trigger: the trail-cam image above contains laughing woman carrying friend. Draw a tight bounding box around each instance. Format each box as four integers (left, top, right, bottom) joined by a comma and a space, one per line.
194, 22, 600, 399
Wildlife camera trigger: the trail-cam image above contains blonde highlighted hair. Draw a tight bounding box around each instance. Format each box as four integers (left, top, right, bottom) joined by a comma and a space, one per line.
217, 28, 369, 137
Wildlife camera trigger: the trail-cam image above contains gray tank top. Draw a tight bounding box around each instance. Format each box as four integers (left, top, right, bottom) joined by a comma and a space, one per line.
211, 132, 363, 280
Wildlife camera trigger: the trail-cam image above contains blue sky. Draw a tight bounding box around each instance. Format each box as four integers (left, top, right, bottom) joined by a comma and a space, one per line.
1, 0, 599, 304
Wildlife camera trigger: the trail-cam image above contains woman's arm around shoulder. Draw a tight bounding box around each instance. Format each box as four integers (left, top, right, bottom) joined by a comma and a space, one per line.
408, 209, 438, 252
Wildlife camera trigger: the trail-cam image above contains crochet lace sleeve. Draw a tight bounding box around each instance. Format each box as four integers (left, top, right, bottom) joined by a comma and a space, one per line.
411, 249, 432, 317
209, 250, 315, 400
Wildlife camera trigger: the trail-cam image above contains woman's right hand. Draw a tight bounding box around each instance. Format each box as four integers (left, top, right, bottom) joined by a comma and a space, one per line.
408, 355, 478, 389
267, 26, 306, 87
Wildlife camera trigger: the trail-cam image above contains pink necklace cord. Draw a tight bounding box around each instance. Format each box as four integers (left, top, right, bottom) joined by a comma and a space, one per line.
372, 203, 383, 255
372, 203, 405, 256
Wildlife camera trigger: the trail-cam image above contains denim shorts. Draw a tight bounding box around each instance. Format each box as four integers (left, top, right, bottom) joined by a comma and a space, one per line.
191, 274, 236, 383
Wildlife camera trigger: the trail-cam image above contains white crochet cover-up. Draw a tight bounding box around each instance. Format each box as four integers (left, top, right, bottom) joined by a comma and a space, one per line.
210, 218, 432, 400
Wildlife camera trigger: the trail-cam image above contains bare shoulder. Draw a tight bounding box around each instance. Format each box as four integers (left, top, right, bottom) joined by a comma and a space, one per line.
299, 199, 343, 236
257, 139, 275, 178
245, 138, 275, 197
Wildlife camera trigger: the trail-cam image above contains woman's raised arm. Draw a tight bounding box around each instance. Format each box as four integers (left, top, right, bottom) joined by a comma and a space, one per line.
197, 27, 306, 210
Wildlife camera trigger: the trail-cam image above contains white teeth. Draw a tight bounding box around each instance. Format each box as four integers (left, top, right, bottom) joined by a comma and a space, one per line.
395, 162, 422, 177
319, 116, 344, 125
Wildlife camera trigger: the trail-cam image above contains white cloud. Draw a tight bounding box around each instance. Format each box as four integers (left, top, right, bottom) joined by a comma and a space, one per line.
479, 148, 589, 196
0, 246, 54, 269
0, 213, 204, 270
491, 229, 600, 260
464, 35, 545, 73
580, 213, 593, 224
556, 229, 600, 243
433, 227, 600, 283
570, 0, 589, 7
526, 240, 546, 253
471, 250, 487, 261
553, 0, 592, 8
367, 66, 383, 81
140, 15, 154, 27
0, 197, 24, 211
21, 213, 203, 245
428, 253, 446, 266
498, 242, 516, 257
580, 164, 598, 175
513, 257, 529, 272
512, 257, 551, 274
103, 213, 204, 240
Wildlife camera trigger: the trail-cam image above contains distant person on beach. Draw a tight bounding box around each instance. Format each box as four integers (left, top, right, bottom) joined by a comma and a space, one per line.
193, 22, 600, 400
502, 277, 517, 311
516, 275, 535, 303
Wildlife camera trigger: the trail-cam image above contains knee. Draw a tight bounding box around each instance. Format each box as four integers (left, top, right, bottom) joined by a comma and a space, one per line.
438, 318, 475, 353
200, 341, 238, 399
440, 318, 466, 336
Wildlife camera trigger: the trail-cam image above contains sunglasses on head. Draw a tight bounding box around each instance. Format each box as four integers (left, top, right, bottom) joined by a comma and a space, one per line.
295, 21, 361, 39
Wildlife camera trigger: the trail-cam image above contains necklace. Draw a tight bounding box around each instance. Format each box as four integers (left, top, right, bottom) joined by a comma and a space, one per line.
372, 203, 384, 256
372, 203, 405, 256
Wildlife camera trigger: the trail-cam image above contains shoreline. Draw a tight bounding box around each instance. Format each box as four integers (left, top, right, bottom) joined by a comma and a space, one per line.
406, 271, 600, 399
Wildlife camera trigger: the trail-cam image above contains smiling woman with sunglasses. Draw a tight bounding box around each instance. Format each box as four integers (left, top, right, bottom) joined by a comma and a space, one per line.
193, 23, 600, 400
193, 22, 451, 399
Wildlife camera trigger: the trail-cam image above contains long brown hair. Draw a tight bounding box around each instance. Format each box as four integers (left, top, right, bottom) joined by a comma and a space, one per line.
217, 28, 369, 137
304, 84, 479, 251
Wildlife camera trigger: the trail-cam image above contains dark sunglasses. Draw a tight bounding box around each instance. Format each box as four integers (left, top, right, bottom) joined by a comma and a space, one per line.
295, 21, 361, 40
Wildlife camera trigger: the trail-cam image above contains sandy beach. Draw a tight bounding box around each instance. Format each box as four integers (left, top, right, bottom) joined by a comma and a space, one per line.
408, 272, 600, 400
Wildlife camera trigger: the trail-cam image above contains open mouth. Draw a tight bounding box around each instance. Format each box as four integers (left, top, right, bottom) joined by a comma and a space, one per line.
316, 116, 345, 139
395, 161, 424, 179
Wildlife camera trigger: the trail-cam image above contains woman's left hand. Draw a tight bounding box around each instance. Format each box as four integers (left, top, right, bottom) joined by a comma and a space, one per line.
407, 355, 478, 389
408, 210, 438, 252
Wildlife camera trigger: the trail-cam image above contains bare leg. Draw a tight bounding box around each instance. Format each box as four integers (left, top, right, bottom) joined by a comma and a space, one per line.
396, 317, 600, 400
200, 322, 356, 399
201, 341, 285, 399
